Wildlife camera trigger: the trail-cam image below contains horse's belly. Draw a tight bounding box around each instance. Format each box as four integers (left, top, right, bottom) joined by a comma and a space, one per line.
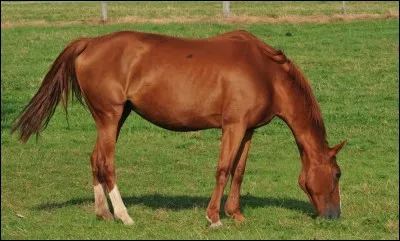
132, 106, 222, 131
130, 91, 223, 131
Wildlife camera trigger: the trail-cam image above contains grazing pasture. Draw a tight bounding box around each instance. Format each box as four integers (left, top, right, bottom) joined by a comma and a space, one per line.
1, 1, 398, 239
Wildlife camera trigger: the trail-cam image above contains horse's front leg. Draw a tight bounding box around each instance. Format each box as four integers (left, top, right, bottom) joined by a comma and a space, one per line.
224, 129, 254, 222
206, 122, 247, 228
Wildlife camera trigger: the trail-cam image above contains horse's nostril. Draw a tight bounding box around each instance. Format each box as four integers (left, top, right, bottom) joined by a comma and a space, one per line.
322, 209, 340, 220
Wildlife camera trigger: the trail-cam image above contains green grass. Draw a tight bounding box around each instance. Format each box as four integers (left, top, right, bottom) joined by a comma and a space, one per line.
1, 1, 398, 24
1, 6, 399, 240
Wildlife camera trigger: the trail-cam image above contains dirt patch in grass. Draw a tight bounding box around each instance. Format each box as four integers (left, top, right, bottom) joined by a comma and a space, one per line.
1, 12, 398, 28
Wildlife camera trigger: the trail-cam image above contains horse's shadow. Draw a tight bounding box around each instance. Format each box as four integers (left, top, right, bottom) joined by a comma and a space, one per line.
36, 193, 316, 217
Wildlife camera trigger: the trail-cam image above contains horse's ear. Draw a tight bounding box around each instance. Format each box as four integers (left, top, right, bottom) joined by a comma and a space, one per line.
329, 139, 348, 158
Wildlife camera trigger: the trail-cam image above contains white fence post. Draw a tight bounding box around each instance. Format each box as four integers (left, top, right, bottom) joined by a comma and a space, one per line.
341, 1, 346, 14
223, 1, 230, 17
101, 1, 108, 23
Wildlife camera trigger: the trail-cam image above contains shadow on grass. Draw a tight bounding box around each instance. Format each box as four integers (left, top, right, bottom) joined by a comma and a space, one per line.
36, 193, 315, 217
1, 98, 21, 131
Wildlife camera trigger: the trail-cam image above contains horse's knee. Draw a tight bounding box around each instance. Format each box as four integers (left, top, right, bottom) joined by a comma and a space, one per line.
233, 174, 244, 184
233, 165, 245, 181
216, 165, 229, 185
298, 171, 307, 192
235, 165, 245, 175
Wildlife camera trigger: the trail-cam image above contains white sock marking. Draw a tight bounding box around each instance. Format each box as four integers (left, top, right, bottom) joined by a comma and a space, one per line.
109, 185, 134, 225
94, 184, 110, 213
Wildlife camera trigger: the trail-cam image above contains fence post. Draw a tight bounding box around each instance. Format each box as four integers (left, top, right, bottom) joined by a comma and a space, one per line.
223, 1, 230, 17
341, 1, 346, 14
101, 1, 108, 23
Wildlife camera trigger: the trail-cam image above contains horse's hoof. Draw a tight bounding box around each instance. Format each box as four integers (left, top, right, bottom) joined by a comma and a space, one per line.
96, 211, 114, 221
206, 215, 223, 228
209, 220, 223, 229
122, 217, 134, 226
115, 214, 134, 226
232, 213, 246, 223
225, 209, 246, 223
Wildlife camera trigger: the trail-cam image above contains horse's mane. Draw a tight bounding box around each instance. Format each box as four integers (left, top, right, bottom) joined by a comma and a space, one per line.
257, 38, 327, 140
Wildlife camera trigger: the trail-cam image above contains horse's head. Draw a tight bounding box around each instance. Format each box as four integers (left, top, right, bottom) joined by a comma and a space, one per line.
298, 140, 347, 219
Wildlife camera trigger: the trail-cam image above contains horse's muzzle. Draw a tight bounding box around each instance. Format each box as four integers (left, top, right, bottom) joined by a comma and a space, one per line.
321, 206, 341, 220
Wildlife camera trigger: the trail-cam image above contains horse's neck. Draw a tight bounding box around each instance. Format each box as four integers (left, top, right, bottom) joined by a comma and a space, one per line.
275, 78, 329, 167
290, 120, 328, 169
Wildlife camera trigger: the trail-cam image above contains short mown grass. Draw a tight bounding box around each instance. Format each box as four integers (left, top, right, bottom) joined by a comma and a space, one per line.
1, 3, 399, 240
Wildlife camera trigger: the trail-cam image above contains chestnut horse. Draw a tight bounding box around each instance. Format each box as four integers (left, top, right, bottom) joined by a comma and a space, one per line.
12, 30, 347, 227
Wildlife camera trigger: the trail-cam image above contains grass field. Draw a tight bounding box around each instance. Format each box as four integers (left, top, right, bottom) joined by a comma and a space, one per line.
1, 1, 399, 240
1, 1, 398, 27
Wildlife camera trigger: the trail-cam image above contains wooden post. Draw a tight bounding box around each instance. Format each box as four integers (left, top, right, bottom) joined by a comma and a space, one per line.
341, 1, 346, 14
223, 1, 230, 17
101, 2, 108, 23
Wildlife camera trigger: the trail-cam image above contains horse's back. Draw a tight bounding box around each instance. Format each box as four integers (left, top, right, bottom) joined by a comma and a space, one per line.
75, 31, 277, 130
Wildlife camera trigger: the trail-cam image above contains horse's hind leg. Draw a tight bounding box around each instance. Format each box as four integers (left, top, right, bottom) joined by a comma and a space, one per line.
224, 129, 254, 222
92, 141, 113, 221
90, 102, 133, 225
91, 102, 131, 222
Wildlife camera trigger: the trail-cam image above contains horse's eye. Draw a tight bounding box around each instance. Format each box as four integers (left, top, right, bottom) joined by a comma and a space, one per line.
335, 172, 341, 180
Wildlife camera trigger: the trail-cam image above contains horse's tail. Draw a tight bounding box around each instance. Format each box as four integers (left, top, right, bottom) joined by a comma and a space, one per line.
11, 38, 91, 143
